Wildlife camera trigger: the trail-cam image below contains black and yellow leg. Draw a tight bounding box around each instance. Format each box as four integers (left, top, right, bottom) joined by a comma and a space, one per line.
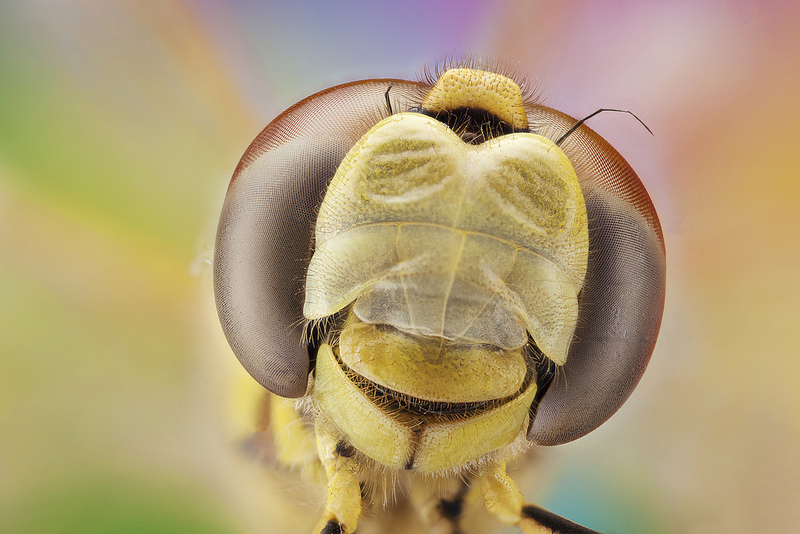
408, 477, 471, 534
480, 462, 601, 534
314, 427, 363, 534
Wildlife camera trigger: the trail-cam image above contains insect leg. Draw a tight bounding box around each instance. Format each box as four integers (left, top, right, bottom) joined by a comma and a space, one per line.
479, 462, 602, 534
408, 476, 470, 534
519, 504, 603, 534
314, 424, 362, 534
270, 395, 324, 482
479, 462, 524, 526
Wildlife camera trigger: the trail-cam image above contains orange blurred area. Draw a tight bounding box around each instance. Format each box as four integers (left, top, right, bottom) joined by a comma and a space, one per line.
1, 2, 798, 533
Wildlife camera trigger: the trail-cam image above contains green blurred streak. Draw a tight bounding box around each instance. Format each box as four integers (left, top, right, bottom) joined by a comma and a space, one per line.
3, 474, 239, 534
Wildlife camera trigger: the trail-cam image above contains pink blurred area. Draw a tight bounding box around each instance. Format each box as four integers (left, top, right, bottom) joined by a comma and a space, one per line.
1, 1, 798, 533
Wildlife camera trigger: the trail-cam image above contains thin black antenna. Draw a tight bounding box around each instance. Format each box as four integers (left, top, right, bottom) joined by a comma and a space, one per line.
555, 108, 653, 146
384, 83, 395, 116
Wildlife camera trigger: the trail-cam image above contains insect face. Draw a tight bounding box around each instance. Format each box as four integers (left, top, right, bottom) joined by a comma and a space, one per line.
214, 65, 665, 534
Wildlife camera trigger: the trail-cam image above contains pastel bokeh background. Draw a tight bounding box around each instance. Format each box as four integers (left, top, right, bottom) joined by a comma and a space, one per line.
2, 1, 799, 533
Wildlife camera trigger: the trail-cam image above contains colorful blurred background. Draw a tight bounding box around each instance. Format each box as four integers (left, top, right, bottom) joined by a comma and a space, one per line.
2, 1, 798, 533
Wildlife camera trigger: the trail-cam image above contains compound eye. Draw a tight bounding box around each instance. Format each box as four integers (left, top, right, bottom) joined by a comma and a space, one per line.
525, 104, 666, 445
213, 79, 423, 397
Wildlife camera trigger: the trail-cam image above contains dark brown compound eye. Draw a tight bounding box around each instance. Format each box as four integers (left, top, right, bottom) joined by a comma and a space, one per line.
213, 68, 665, 445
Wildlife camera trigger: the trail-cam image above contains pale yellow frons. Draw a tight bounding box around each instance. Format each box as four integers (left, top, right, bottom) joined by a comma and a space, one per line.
305, 112, 588, 367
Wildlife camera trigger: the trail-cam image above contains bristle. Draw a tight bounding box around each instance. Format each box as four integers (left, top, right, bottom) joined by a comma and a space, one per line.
417, 54, 542, 106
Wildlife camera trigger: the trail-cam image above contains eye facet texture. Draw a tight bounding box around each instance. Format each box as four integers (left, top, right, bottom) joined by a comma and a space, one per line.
524, 104, 665, 445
